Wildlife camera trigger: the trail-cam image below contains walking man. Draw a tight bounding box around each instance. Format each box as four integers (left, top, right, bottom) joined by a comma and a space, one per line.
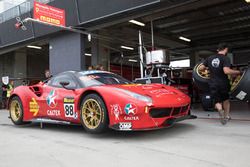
199, 43, 241, 124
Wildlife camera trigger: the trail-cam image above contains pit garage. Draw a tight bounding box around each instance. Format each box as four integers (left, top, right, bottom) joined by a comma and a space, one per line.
0, 0, 249, 129
0, 0, 250, 125
82, 0, 250, 108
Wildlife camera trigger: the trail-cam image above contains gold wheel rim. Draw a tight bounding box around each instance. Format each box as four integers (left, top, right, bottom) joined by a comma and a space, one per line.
10, 100, 21, 122
231, 71, 245, 91
81, 99, 102, 129
196, 64, 210, 79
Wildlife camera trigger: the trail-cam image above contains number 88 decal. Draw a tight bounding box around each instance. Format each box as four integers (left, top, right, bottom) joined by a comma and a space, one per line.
64, 104, 75, 117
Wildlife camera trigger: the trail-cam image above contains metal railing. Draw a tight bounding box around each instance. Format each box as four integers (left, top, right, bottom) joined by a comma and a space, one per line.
0, 0, 54, 24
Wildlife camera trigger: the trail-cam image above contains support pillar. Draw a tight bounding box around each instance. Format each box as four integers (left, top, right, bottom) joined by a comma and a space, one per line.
14, 50, 27, 86
49, 32, 85, 75
189, 51, 197, 68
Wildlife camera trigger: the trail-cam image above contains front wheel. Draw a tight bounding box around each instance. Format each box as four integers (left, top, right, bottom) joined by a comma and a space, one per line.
80, 94, 109, 133
9, 96, 25, 125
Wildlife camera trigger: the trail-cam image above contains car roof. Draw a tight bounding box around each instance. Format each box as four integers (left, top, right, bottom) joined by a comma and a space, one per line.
78, 70, 112, 76
57, 70, 113, 77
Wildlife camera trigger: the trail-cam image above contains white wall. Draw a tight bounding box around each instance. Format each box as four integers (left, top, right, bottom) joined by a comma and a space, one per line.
0, 2, 4, 13
0, 0, 26, 13
5, 0, 26, 5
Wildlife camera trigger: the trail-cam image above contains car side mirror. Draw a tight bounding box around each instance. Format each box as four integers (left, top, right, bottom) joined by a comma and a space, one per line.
59, 81, 74, 90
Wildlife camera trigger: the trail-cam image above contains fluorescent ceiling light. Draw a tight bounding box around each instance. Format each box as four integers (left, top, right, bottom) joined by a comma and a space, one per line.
128, 59, 138, 62
245, 0, 250, 3
179, 36, 191, 42
85, 53, 92, 56
129, 20, 145, 27
121, 45, 134, 50
87, 33, 91, 42
27, 45, 42, 49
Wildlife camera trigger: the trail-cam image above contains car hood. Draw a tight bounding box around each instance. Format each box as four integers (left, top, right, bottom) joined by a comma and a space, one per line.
107, 83, 190, 106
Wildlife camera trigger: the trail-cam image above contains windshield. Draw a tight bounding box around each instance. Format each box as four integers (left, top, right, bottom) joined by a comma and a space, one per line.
78, 72, 132, 87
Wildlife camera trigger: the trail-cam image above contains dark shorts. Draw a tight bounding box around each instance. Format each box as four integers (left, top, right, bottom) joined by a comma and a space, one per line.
209, 83, 230, 103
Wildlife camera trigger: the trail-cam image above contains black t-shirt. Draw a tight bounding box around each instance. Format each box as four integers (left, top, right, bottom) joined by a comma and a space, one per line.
203, 54, 231, 85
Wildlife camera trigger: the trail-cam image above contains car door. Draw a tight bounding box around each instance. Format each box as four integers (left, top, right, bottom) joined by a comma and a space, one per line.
42, 74, 79, 121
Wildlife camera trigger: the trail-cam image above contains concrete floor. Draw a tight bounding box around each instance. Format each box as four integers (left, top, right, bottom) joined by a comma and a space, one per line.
0, 101, 250, 167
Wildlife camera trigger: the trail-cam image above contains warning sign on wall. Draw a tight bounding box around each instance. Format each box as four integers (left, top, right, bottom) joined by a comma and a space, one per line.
33, 1, 65, 26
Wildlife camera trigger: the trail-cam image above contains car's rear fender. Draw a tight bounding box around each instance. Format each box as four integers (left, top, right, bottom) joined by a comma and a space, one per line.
8, 88, 29, 110
8, 86, 38, 121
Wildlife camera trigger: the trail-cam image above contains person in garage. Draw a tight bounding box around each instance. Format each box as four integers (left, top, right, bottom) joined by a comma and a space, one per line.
44, 69, 53, 79
95, 64, 104, 70
1, 83, 8, 109
198, 43, 241, 125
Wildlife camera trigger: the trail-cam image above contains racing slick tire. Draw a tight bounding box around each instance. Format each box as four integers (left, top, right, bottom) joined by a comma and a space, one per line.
9, 96, 25, 125
192, 62, 209, 91
231, 67, 250, 102
80, 93, 109, 133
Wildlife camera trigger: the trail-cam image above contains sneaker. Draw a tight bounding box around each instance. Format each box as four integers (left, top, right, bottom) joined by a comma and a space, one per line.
218, 110, 226, 125
218, 110, 224, 118
225, 115, 232, 122
222, 118, 228, 125
225, 115, 231, 121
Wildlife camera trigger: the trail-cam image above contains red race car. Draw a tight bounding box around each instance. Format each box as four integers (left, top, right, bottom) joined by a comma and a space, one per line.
9, 70, 192, 133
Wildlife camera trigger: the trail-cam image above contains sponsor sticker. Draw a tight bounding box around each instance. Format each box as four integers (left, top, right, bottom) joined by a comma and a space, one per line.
122, 84, 140, 87
111, 104, 122, 120
124, 103, 137, 115
142, 85, 153, 89
150, 89, 175, 97
119, 122, 132, 131
124, 103, 139, 121
47, 110, 61, 116
46, 90, 57, 108
64, 97, 78, 119
29, 98, 39, 116
236, 91, 247, 100
142, 85, 159, 89
79, 75, 100, 82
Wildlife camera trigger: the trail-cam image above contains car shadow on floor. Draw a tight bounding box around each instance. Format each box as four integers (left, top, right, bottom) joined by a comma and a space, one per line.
96, 123, 196, 141
9, 120, 196, 140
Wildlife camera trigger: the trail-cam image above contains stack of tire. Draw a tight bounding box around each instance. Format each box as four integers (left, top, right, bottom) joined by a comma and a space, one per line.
193, 63, 250, 110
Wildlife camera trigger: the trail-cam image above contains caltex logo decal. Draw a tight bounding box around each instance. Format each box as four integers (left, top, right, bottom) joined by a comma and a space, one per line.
124, 103, 137, 115
46, 90, 57, 108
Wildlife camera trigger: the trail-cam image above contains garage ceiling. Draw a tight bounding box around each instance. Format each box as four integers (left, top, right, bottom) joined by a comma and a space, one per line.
152, 0, 250, 52
96, 0, 250, 63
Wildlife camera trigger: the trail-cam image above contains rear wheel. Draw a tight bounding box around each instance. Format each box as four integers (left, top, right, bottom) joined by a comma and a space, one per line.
9, 96, 25, 125
80, 94, 109, 133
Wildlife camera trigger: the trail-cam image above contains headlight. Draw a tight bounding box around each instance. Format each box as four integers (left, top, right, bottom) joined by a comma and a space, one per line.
116, 88, 152, 103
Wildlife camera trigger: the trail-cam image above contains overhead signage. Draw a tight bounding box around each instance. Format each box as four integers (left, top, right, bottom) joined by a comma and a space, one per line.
33, 1, 65, 26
